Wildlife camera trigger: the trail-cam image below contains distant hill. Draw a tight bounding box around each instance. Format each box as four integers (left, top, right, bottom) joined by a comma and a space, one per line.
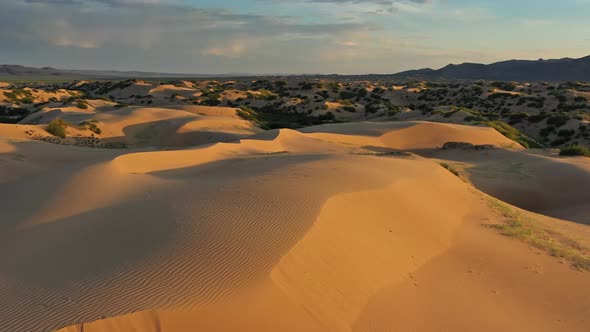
0, 65, 246, 78
392, 56, 590, 82
0, 65, 70, 77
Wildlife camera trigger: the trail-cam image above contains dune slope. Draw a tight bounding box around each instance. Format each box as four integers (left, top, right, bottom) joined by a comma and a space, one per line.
0, 121, 587, 332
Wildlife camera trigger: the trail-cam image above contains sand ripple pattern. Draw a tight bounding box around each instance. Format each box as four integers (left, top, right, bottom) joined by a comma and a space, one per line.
0, 153, 403, 332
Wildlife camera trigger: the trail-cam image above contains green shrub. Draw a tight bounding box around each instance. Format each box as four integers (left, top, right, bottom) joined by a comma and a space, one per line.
46, 119, 68, 138
560, 144, 590, 157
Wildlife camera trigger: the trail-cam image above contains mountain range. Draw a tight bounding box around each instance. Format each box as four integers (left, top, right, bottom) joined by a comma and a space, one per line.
2, 55, 590, 82
391, 55, 590, 82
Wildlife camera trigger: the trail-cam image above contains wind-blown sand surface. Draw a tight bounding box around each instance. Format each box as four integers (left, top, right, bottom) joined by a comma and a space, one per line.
0, 121, 588, 332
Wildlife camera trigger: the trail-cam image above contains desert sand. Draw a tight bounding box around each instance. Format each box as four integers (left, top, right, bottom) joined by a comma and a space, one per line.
0, 109, 588, 332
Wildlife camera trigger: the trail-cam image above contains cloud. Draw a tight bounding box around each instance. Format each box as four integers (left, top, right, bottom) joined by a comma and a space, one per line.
337, 41, 360, 47
2, 0, 370, 49
0, 0, 380, 72
24, 0, 167, 6
270, 0, 433, 15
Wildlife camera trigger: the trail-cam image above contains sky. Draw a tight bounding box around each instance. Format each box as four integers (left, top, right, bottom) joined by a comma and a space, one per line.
0, 0, 589, 74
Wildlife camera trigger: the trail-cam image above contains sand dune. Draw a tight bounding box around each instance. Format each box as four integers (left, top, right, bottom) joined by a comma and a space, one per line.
301, 121, 519, 151
17, 104, 261, 147
0, 120, 588, 332
148, 84, 199, 98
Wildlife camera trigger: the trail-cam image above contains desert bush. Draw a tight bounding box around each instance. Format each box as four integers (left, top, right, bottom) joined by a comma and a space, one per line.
76, 101, 88, 109
339, 91, 356, 100
46, 119, 68, 138
318, 111, 335, 121
506, 113, 528, 125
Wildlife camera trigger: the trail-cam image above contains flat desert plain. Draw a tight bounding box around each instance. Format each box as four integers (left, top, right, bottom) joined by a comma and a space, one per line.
0, 87, 589, 332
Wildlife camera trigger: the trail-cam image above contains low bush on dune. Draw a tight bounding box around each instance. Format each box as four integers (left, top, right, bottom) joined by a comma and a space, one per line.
559, 144, 590, 157
46, 118, 68, 138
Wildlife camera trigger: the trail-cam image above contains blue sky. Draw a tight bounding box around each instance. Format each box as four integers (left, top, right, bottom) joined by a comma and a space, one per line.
0, 0, 588, 74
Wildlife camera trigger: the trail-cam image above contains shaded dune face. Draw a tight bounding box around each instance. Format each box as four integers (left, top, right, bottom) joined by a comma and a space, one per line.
434, 148, 590, 225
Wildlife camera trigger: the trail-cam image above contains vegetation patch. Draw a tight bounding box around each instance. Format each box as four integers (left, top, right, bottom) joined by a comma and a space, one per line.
440, 162, 460, 176
78, 120, 102, 135
237, 105, 335, 130
3, 88, 34, 104
486, 198, 590, 270
559, 144, 590, 157
482, 121, 544, 149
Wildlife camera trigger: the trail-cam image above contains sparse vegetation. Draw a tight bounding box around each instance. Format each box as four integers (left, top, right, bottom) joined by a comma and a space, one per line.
440, 162, 459, 176
559, 144, 590, 157
487, 198, 590, 270
483, 121, 544, 149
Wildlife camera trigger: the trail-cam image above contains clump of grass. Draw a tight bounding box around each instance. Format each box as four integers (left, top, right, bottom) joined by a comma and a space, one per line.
46, 118, 68, 138
486, 198, 590, 270
440, 162, 459, 176
560, 144, 590, 157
